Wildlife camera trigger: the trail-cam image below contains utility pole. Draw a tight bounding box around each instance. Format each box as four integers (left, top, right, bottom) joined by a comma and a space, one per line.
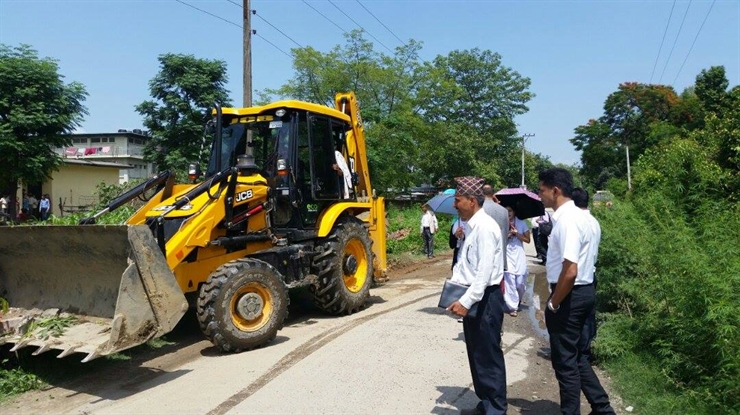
243, 0, 252, 107
520, 133, 535, 188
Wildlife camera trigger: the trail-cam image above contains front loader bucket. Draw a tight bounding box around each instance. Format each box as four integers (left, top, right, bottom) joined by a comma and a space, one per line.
0, 225, 188, 362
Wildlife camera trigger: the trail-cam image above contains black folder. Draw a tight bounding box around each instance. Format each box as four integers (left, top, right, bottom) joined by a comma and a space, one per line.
438, 279, 479, 318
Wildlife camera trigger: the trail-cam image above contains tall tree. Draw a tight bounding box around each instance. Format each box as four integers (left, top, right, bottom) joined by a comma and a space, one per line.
694, 66, 730, 116
414, 48, 534, 186
572, 82, 681, 188
136, 54, 231, 174
0, 44, 87, 218
263, 30, 427, 191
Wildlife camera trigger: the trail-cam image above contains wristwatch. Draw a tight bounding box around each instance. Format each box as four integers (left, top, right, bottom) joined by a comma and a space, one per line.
547, 300, 560, 313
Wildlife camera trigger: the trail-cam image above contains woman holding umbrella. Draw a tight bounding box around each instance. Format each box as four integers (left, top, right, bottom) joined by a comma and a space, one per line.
504, 205, 531, 316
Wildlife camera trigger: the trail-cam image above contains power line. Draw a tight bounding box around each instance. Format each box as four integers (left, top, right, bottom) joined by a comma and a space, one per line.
649, 0, 677, 84
302, 0, 347, 34
226, 1, 303, 48
176, 0, 241, 29
175, 0, 290, 59
327, 0, 393, 53
252, 11, 303, 48
658, 0, 692, 84
672, 0, 717, 87
356, 0, 405, 46
254, 32, 292, 58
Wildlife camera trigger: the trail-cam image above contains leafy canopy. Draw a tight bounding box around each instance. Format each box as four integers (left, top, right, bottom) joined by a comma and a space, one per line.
136, 53, 231, 175
0, 44, 87, 214
261, 32, 539, 191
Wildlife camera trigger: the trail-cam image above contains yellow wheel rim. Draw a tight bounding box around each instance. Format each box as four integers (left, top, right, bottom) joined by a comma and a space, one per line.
229, 282, 273, 331
343, 239, 368, 293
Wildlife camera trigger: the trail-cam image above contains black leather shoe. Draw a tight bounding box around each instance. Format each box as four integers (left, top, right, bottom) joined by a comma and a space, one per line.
460, 408, 483, 415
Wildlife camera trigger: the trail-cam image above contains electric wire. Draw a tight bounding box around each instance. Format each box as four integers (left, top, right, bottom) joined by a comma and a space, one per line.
176, 0, 241, 29
356, 0, 405, 46
302, 0, 347, 34
649, 0, 677, 84
658, 0, 693, 84
672, 0, 717, 87
254, 32, 292, 58
327, 0, 393, 53
226, 0, 303, 48
175, 0, 291, 58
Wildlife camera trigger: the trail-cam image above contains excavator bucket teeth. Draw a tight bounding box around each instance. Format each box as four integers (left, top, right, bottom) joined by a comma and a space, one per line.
0, 225, 187, 362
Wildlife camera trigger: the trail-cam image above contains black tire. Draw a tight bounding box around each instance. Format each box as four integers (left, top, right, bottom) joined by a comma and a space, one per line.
311, 217, 374, 315
196, 258, 289, 353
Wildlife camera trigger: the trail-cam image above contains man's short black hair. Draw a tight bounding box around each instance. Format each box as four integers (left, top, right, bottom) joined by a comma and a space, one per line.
538, 168, 574, 198
572, 187, 589, 209
482, 184, 494, 196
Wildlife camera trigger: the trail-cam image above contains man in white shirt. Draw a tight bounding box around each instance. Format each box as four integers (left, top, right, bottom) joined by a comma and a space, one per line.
538, 169, 615, 415
420, 204, 438, 258
447, 176, 507, 415
332, 150, 352, 198
572, 188, 601, 363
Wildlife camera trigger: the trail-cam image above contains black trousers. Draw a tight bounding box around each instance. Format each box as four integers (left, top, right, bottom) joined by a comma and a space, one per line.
533, 228, 544, 258
578, 278, 598, 362
422, 227, 434, 257
463, 285, 507, 415
546, 284, 614, 415
537, 231, 549, 261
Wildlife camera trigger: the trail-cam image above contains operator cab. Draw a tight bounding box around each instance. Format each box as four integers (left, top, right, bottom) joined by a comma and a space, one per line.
206, 108, 356, 236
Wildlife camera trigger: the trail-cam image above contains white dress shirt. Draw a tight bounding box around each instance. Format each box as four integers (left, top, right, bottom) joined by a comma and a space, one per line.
583, 209, 601, 278
420, 211, 438, 233
546, 200, 595, 285
450, 208, 504, 310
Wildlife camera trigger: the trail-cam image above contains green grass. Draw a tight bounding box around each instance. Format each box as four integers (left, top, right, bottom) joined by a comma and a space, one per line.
386, 204, 454, 258
602, 353, 717, 415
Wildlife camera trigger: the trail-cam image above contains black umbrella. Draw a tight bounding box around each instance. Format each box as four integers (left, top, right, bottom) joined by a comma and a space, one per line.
495, 188, 545, 219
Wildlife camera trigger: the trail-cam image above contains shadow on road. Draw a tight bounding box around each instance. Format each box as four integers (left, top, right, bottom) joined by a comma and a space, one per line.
508, 397, 561, 414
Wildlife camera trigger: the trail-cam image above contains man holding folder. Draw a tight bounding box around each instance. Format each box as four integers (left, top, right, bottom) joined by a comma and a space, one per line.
446, 176, 507, 415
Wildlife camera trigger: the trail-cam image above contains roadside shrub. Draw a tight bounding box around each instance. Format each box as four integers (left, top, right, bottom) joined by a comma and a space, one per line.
592, 193, 740, 412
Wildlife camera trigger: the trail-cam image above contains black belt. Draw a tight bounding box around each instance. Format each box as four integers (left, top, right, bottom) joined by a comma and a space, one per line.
550, 283, 593, 290
485, 284, 500, 292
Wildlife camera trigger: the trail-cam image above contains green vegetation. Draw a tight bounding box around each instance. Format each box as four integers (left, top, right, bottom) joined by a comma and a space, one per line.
386, 203, 454, 260
587, 67, 739, 413
262, 31, 550, 190
22, 316, 77, 341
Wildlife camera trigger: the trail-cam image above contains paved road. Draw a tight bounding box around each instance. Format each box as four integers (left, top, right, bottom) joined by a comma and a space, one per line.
2, 242, 622, 415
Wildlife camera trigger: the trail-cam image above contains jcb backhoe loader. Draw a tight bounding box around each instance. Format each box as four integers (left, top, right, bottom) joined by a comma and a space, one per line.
0, 92, 387, 362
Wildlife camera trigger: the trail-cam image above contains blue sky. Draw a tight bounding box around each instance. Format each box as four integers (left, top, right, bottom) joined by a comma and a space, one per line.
1, 0, 738, 166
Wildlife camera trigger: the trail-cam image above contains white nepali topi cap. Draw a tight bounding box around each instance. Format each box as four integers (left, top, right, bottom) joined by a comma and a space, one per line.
454, 176, 485, 198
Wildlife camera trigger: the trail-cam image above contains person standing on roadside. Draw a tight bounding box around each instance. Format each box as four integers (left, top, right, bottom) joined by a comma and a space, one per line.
572, 187, 601, 363
538, 168, 615, 415
28, 193, 38, 219
482, 184, 509, 272
447, 176, 507, 415
39, 194, 51, 221
420, 203, 438, 258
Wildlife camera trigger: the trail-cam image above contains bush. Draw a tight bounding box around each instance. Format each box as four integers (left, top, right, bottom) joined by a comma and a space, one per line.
592, 193, 740, 412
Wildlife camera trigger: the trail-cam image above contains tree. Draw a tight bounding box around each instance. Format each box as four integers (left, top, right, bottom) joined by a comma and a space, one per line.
136, 54, 231, 174
571, 83, 682, 188
263, 30, 428, 192
695, 66, 729, 116
0, 44, 87, 218
414, 48, 534, 186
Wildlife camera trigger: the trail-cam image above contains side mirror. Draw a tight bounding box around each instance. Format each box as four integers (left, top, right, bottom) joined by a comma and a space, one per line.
188, 163, 201, 183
